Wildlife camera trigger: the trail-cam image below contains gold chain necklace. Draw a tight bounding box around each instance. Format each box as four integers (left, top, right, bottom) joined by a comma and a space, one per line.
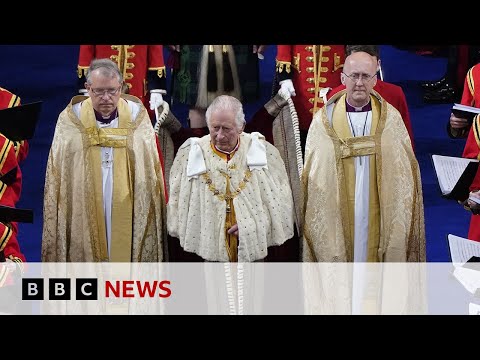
202, 169, 252, 202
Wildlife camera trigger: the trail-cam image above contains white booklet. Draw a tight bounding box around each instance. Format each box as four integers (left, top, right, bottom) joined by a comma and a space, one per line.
452, 103, 480, 124
448, 234, 480, 296
431, 154, 479, 199
447, 234, 480, 266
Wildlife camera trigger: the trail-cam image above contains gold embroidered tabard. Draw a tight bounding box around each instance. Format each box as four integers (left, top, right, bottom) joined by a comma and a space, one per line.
80, 98, 133, 262
331, 95, 381, 261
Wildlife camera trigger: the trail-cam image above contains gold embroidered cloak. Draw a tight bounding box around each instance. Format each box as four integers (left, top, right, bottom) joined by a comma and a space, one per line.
302, 90, 425, 262
42, 95, 167, 262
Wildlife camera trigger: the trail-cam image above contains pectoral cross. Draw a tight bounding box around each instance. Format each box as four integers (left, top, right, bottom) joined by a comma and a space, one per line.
219, 170, 237, 262
219, 170, 233, 214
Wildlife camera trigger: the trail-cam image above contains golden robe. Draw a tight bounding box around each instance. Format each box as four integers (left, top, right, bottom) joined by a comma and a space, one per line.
42, 95, 167, 262
302, 90, 425, 262
167, 132, 295, 262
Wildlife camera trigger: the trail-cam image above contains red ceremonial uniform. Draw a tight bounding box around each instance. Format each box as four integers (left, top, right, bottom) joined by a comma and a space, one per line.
459, 64, 480, 107
276, 45, 345, 131
328, 79, 415, 150
0, 132, 25, 265
460, 65, 480, 241
448, 64, 480, 138
78, 45, 166, 108
0, 88, 28, 165
0, 87, 26, 267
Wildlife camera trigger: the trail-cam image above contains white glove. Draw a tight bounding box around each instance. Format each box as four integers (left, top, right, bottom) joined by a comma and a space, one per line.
79, 88, 89, 96
149, 91, 164, 110
4, 258, 17, 273
279, 79, 296, 98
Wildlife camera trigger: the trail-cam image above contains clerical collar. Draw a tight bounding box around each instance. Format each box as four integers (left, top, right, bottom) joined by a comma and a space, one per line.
94, 108, 118, 124
212, 139, 240, 161
345, 99, 372, 112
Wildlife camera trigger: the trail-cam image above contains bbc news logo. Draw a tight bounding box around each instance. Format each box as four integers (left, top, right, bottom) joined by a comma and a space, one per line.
22, 278, 98, 300
22, 278, 171, 300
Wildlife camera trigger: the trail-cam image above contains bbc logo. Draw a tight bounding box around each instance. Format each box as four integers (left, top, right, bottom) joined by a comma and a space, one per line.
22, 278, 98, 300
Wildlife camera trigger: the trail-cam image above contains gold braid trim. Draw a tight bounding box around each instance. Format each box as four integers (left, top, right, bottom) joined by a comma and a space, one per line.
201, 170, 252, 201
474, 114, 480, 159
467, 67, 475, 100
0, 181, 6, 200
77, 66, 88, 79
148, 66, 166, 78
0, 138, 13, 171
275, 60, 291, 74
8, 95, 20, 108
0, 225, 12, 252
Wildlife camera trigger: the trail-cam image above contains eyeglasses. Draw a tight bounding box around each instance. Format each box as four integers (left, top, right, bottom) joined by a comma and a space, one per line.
342, 72, 377, 83
89, 86, 122, 97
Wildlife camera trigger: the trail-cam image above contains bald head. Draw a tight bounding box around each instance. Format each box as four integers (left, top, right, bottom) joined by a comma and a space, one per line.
341, 51, 378, 107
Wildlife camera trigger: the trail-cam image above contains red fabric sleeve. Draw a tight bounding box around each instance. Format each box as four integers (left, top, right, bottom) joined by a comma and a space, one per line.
461, 70, 474, 106
3, 232, 26, 262
276, 45, 293, 63
462, 122, 480, 159
78, 45, 96, 68
147, 45, 165, 69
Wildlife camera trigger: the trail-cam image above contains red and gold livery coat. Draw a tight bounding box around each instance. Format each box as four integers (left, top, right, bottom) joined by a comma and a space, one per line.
449, 64, 480, 138
463, 113, 480, 242
78, 45, 166, 107
0, 131, 25, 265
276, 45, 345, 131
0, 88, 28, 266
0, 88, 28, 163
460, 63, 480, 108
460, 64, 480, 242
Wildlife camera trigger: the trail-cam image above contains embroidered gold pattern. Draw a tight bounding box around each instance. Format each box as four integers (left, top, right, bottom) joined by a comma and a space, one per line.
201, 169, 252, 202
293, 53, 300, 72
275, 60, 291, 74
157, 67, 165, 78
334, 53, 344, 72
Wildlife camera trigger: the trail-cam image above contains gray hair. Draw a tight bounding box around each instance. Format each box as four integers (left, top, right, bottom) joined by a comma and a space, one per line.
85, 58, 123, 85
205, 95, 246, 130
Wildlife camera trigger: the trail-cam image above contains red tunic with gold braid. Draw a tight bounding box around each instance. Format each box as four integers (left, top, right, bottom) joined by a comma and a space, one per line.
78, 45, 166, 108
460, 65, 480, 159
462, 112, 480, 242
0, 88, 28, 165
276, 45, 345, 131
448, 64, 480, 138
0, 132, 25, 263
459, 65, 480, 241
461, 64, 480, 107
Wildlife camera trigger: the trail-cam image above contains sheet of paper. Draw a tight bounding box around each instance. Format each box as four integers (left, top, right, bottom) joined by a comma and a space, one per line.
448, 234, 480, 265
432, 155, 478, 194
